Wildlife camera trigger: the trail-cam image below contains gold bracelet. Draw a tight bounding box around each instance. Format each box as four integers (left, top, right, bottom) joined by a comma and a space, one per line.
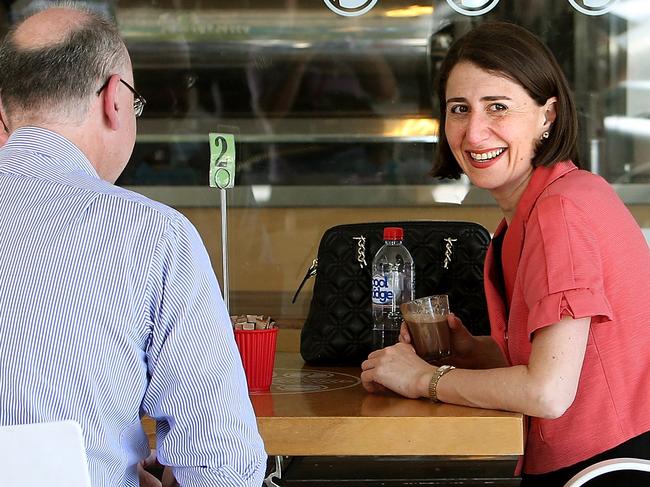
429, 365, 455, 402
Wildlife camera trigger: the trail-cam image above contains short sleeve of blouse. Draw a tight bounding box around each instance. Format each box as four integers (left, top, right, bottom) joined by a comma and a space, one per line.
521, 194, 614, 336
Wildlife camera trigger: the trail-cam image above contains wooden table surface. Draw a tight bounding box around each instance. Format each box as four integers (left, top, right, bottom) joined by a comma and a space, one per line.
143, 352, 523, 457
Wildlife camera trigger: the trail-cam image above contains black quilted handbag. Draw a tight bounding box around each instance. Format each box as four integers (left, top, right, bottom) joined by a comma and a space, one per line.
293, 221, 491, 365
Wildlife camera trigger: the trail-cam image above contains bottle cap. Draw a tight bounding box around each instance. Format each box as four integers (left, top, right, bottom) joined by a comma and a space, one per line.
383, 227, 403, 241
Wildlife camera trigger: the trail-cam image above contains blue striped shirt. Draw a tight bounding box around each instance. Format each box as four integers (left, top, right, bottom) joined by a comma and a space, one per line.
0, 127, 266, 486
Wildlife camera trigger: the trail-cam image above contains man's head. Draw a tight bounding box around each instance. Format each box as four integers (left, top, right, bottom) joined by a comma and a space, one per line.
0, 4, 139, 182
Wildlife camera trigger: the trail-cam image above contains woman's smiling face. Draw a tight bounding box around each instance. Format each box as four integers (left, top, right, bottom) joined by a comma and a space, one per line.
444, 61, 556, 209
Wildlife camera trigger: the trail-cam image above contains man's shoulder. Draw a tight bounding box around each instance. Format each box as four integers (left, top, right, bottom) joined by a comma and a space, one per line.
95, 182, 189, 229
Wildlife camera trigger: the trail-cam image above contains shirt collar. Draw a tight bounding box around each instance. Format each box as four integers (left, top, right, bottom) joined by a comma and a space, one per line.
510, 160, 578, 226
0, 126, 100, 180
498, 160, 578, 303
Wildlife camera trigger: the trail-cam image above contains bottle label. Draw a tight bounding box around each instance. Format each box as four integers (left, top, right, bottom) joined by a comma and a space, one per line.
372, 273, 401, 305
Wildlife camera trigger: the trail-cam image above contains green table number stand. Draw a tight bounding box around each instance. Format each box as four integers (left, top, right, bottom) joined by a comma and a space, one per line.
209, 133, 236, 310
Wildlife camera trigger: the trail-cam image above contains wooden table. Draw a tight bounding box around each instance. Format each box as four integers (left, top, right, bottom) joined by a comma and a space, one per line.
142, 352, 523, 458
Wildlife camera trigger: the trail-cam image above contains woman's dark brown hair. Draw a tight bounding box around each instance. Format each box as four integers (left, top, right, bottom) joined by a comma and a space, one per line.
432, 21, 579, 179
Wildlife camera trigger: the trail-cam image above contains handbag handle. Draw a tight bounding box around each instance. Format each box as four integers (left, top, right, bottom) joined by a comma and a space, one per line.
292, 234, 460, 304
292, 258, 318, 303
443, 237, 457, 269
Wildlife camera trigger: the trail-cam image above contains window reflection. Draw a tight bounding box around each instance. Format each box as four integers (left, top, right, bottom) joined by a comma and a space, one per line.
115, 0, 436, 187
2, 0, 646, 199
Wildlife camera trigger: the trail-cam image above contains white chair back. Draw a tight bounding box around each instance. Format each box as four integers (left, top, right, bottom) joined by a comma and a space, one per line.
0, 420, 92, 487
563, 457, 650, 487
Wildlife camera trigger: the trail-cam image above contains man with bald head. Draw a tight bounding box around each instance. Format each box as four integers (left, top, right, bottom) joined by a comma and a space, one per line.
0, 5, 266, 486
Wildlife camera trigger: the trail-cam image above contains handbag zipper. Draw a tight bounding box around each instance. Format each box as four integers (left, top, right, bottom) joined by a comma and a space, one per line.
292, 258, 318, 303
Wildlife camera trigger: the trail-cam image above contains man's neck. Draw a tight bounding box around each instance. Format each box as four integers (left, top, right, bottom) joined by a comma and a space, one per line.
12, 120, 107, 180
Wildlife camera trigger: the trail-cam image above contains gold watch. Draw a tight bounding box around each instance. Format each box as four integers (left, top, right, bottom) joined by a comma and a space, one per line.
429, 365, 455, 402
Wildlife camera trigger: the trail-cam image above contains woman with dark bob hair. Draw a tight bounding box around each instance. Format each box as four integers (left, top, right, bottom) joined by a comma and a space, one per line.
361, 21, 650, 486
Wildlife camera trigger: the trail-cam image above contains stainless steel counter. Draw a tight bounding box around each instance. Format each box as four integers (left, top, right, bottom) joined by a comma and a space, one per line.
126, 183, 650, 208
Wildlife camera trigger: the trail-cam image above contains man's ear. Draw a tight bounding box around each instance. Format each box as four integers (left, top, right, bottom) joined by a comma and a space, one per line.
101, 75, 122, 131
0, 96, 10, 147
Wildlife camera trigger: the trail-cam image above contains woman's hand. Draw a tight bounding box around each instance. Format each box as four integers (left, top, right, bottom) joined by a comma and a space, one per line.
360, 342, 436, 399
446, 314, 509, 369
398, 321, 411, 344
400, 313, 476, 367
445, 313, 477, 361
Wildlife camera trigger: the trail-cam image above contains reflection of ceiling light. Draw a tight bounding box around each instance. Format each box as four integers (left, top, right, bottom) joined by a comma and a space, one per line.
387, 118, 439, 137
610, 0, 650, 21
431, 175, 470, 204
619, 80, 650, 90
252, 185, 272, 203
385, 6, 434, 17
605, 116, 650, 137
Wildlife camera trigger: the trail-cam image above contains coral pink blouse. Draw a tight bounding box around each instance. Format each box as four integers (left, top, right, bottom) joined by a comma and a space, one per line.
485, 161, 650, 474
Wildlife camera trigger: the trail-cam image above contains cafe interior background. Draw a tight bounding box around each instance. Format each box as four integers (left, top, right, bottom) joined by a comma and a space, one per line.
1, 0, 648, 348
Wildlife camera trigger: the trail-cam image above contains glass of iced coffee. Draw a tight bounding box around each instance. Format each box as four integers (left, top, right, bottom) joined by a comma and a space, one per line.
400, 295, 451, 362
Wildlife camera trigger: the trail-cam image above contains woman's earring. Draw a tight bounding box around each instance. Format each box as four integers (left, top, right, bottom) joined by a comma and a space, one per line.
541, 131, 550, 140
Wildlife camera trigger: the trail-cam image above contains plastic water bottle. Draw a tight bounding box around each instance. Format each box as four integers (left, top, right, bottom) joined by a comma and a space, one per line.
371, 227, 415, 350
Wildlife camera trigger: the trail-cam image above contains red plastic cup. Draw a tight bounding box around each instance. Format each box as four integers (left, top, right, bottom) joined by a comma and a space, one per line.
234, 327, 278, 392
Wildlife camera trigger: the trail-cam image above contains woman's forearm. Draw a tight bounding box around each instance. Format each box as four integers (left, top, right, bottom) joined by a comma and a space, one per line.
434, 317, 590, 418
434, 365, 555, 417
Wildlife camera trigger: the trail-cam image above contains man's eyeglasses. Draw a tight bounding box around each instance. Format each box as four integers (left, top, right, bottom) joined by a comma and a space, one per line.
97, 78, 146, 118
